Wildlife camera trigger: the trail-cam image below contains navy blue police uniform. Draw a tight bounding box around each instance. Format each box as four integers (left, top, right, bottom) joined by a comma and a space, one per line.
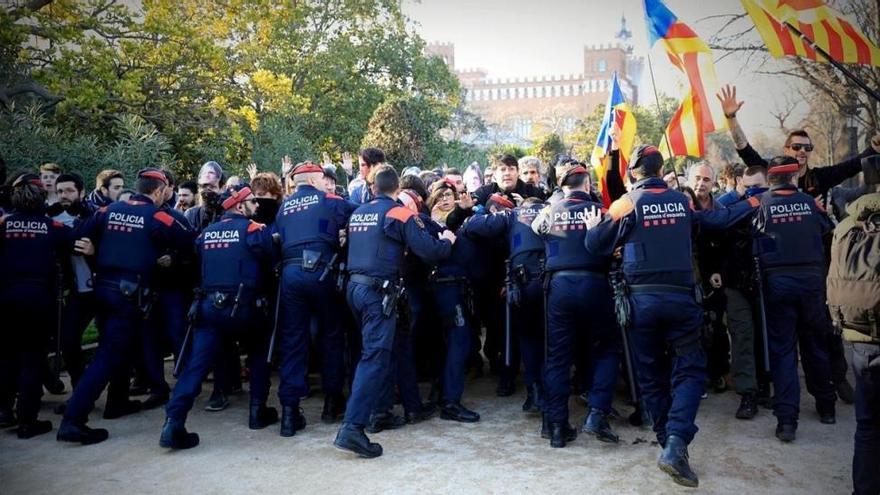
422, 207, 483, 421
585, 147, 758, 486
460, 198, 547, 412
752, 178, 837, 435
335, 193, 452, 458
161, 188, 277, 449
143, 202, 195, 408
274, 166, 356, 434
531, 182, 620, 446
59, 170, 192, 444
0, 188, 72, 437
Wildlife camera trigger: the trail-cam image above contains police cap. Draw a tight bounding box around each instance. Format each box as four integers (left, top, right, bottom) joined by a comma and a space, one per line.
220, 184, 253, 210
628, 145, 663, 174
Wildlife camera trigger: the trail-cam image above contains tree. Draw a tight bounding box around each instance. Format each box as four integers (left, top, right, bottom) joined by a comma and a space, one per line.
361, 95, 450, 169
530, 133, 567, 166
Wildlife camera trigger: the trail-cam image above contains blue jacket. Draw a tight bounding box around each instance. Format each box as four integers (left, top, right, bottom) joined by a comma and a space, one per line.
197, 211, 276, 295
275, 184, 357, 260
586, 177, 758, 287
347, 196, 452, 279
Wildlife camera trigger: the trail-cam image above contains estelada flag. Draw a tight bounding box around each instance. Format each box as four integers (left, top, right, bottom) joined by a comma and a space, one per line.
644, 0, 726, 159
591, 72, 636, 208
742, 0, 880, 66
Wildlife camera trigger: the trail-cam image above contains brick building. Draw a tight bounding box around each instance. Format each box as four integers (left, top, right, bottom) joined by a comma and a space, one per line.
427, 16, 643, 143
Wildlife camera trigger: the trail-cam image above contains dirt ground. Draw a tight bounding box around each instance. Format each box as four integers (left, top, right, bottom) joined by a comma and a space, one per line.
0, 363, 856, 495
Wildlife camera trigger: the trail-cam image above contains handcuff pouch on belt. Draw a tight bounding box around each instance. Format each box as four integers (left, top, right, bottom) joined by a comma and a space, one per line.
301, 250, 322, 272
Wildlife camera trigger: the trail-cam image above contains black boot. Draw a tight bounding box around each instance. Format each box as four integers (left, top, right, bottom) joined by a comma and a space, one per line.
44, 375, 66, 395
204, 390, 229, 412
334, 423, 382, 458
405, 403, 437, 425
321, 394, 346, 424
280, 406, 306, 437
0, 408, 17, 428
817, 403, 836, 425
249, 404, 279, 430
582, 408, 619, 443
141, 392, 169, 411
549, 422, 577, 448
657, 434, 699, 487
17, 419, 53, 439
159, 417, 200, 449
440, 401, 480, 423
522, 383, 542, 413
735, 393, 758, 420
366, 411, 406, 433
496, 374, 515, 397
56, 419, 109, 445
103, 399, 142, 420
775, 422, 797, 443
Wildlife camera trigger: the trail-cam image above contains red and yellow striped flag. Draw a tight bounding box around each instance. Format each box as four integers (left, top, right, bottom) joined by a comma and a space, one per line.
742, 0, 880, 66
645, 0, 726, 159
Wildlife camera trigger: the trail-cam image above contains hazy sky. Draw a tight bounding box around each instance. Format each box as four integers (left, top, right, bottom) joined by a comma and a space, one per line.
403, 0, 808, 140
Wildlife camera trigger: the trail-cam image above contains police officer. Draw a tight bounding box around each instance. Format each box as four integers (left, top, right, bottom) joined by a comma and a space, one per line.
751, 157, 837, 443
530, 164, 619, 448
160, 184, 277, 449
142, 169, 196, 411
586, 146, 758, 487
274, 162, 355, 436
0, 174, 75, 438
460, 193, 546, 414
334, 164, 455, 458
57, 168, 192, 445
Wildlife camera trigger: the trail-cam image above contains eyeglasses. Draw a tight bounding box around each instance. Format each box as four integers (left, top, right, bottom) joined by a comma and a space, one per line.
246, 199, 260, 205
787, 143, 813, 152
439, 191, 455, 200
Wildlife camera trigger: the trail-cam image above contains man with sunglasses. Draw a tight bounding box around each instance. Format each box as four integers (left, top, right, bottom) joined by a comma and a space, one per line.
718, 84, 880, 202
718, 84, 879, 405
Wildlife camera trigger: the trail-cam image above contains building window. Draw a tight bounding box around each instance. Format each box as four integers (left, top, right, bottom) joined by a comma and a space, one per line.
597, 59, 607, 72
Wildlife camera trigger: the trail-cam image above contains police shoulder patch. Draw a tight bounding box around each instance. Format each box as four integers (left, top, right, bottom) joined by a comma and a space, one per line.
608, 195, 635, 221
387, 206, 415, 223
247, 221, 266, 233
153, 211, 174, 227
413, 215, 425, 229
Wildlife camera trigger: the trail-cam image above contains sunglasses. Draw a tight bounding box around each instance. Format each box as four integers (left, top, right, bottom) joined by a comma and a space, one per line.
787, 143, 813, 152
246, 198, 260, 205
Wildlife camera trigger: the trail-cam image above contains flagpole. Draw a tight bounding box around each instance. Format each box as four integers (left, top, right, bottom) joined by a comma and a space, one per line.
782, 21, 880, 103
646, 51, 674, 161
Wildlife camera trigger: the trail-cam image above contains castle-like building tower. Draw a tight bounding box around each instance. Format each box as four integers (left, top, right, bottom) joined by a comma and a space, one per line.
427, 15, 643, 142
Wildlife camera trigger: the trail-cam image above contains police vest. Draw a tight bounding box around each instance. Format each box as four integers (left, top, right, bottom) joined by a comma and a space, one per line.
200, 216, 264, 292
622, 187, 694, 284
1, 213, 63, 286
509, 204, 545, 271
277, 186, 344, 258
754, 187, 827, 269
544, 194, 608, 272
347, 198, 406, 279
96, 200, 164, 281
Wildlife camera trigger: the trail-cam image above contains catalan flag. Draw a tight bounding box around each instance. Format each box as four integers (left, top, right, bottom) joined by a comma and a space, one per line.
742, 0, 880, 66
591, 72, 636, 208
644, 0, 726, 158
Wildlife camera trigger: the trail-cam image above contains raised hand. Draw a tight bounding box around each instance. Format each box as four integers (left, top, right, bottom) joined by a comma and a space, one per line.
341, 151, 354, 175
584, 207, 602, 230
247, 163, 258, 180
716, 84, 744, 117
322, 151, 333, 168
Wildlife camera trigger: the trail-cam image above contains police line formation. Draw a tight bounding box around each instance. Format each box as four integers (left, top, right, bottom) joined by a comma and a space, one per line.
1, 89, 879, 491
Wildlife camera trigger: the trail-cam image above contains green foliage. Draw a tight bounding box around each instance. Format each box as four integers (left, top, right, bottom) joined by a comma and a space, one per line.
529, 133, 567, 166
361, 95, 450, 169
486, 143, 528, 160
1, 0, 462, 181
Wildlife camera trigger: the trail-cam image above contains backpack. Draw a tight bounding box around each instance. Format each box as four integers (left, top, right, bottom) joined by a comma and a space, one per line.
827, 196, 880, 341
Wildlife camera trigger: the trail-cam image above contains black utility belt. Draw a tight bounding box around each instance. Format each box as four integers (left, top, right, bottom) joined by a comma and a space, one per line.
283, 249, 336, 272
548, 269, 606, 280
205, 290, 267, 308
348, 273, 398, 292
96, 278, 150, 298
628, 284, 693, 295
